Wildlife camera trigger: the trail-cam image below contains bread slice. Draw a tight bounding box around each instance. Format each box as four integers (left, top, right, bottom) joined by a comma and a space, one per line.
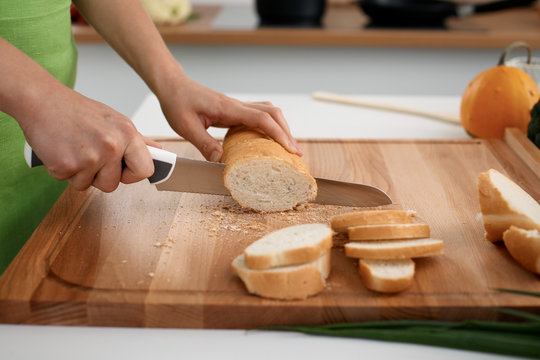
244, 223, 333, 270
359, 259, 415, 293
348, 223, 430, 241
345, 238, 444, 259
331, 210, 416, 233
503, 226, 540, 275
221, 127, 317, 212
232, 250, 331, 300
478, 169, 540, 242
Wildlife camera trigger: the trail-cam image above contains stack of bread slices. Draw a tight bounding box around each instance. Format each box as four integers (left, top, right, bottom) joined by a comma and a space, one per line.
478, 169, 540, 274
331, 210, 444, 293
232, 223, 333, 300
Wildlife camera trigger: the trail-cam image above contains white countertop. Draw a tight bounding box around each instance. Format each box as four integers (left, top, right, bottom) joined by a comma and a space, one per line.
131, 93, 468, 140
1, 94, 515, 360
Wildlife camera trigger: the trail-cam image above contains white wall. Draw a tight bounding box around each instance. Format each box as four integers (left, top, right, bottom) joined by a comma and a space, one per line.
75, 44, 502, 117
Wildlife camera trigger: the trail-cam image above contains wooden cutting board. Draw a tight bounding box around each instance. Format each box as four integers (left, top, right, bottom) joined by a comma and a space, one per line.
1, 129, 539, 329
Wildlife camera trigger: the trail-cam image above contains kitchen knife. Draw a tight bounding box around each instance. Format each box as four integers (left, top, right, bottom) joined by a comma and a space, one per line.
24, 142, 391, 207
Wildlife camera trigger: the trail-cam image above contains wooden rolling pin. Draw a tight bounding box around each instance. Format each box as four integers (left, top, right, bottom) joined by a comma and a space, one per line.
312, 91, 461, 125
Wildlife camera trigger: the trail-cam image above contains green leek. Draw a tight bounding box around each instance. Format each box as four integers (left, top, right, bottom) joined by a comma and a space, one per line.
262, 289, 540, 359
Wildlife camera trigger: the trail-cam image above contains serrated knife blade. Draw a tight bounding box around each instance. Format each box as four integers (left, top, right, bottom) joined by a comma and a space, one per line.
25, 142, 391, 207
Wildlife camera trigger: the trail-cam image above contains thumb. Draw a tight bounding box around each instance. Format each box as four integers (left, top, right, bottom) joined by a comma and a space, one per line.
182, 123, 223, 162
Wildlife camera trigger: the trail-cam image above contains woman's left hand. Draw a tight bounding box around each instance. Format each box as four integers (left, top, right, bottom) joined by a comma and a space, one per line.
157, 73, 302, 162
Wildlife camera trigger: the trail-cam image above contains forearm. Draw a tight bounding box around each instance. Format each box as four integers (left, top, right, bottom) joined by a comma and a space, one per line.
73, 0, 182, 98
71, 0, 302, 161
0, 37, 65, 132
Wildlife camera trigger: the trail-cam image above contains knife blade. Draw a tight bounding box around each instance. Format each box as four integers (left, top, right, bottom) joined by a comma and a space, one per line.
24, 142, 391, 207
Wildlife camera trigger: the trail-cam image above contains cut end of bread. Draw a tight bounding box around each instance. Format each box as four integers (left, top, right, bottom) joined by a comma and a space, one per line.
221, 127, 317, 212
478, 169, 540, 242
232, 250, 331, 300
244, 223, 333, 270
359, 259, 415, 293
224, 158, 317, 212
503, 226, 540, 275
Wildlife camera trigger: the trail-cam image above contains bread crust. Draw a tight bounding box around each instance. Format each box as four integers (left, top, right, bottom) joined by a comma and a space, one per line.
348, 223, 430, 241
244, 225, 333, 270
232, 250, 331, 300
221, 127, 317, 212
359, 259, 415, 293
344, 238, 444, 259
503, 226, 540, 274
478, 169, 540, 242
331, 210, 416, 233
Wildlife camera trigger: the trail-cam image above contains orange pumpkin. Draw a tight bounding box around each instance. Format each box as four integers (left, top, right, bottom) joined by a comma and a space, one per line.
460, 43, 540, 139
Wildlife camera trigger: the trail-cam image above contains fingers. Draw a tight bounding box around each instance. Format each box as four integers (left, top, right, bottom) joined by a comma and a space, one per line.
157, 76, 301, 160
143, 137, 163, 149
243, 102, 301, 154
179, 115, 223, 162
92, 161, 122, 192
65, 135, 153, 192
121, 135, 155, 184
244, 102, 292, 134
226, 102, 303, 156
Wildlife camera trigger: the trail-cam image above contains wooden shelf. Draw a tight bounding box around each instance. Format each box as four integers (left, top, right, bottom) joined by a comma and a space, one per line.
72, 4, 540, 49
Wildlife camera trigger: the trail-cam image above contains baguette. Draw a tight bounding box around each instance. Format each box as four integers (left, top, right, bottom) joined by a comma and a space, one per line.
348, 223, 430, 241
244, 223, 333, 270
221, 127, 317, 212
503, 226, 540, 275
478, 169, 540, 242
232, 250, 331, 300
359, 259, 415, 293
345, 238, 444, 259
330, 210, 416, 233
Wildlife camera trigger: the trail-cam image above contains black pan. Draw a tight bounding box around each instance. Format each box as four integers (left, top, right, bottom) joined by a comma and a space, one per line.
358, 0, 537, 28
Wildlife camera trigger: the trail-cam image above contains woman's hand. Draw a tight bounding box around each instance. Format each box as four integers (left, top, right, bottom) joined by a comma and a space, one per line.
157, 72, 302, 162
72, 0, 301, 163
20, 86, 157, 193
0, 37, 157, 193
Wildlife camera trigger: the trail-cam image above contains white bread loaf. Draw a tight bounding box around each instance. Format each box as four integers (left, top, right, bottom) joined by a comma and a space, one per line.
478, 169, 540, 242
348, 223, 430, 241
503, 226, 540, 275
359, 259, 415, 293
232, 250, 331, 300
345, 238, 444, 259
221, 127, 317, 212
244, 223, 333, 270
330, 210, 416, 233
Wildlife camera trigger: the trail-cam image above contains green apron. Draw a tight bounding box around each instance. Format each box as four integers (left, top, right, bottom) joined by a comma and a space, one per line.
0, 0, 78, 274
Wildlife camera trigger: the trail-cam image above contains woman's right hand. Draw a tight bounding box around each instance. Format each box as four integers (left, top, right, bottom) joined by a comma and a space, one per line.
1, 37, 156, 193
21, 87, 157, 192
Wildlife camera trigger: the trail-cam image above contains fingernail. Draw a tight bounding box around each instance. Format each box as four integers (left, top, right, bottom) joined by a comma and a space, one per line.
289, 140, 302, 156
210, 150, 221, 162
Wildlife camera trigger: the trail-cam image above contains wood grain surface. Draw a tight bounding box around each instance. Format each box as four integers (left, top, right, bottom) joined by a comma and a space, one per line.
71, 4, 540, 49
1, 131, 539, 329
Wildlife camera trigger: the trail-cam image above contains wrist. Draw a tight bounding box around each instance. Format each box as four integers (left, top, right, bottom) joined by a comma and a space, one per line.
149, 60, 188, 101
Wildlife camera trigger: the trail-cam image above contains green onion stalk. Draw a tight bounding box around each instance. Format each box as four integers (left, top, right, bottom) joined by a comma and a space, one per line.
261, 289, 540, 359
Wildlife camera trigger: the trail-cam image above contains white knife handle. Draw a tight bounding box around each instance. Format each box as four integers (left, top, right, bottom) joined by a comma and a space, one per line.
24, 141, 43, 168
23, 141, 176, 185
146, 146, 177, 185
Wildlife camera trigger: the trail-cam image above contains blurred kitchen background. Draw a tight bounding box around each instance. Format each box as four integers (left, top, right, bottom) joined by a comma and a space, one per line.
72, 0, 540, 117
